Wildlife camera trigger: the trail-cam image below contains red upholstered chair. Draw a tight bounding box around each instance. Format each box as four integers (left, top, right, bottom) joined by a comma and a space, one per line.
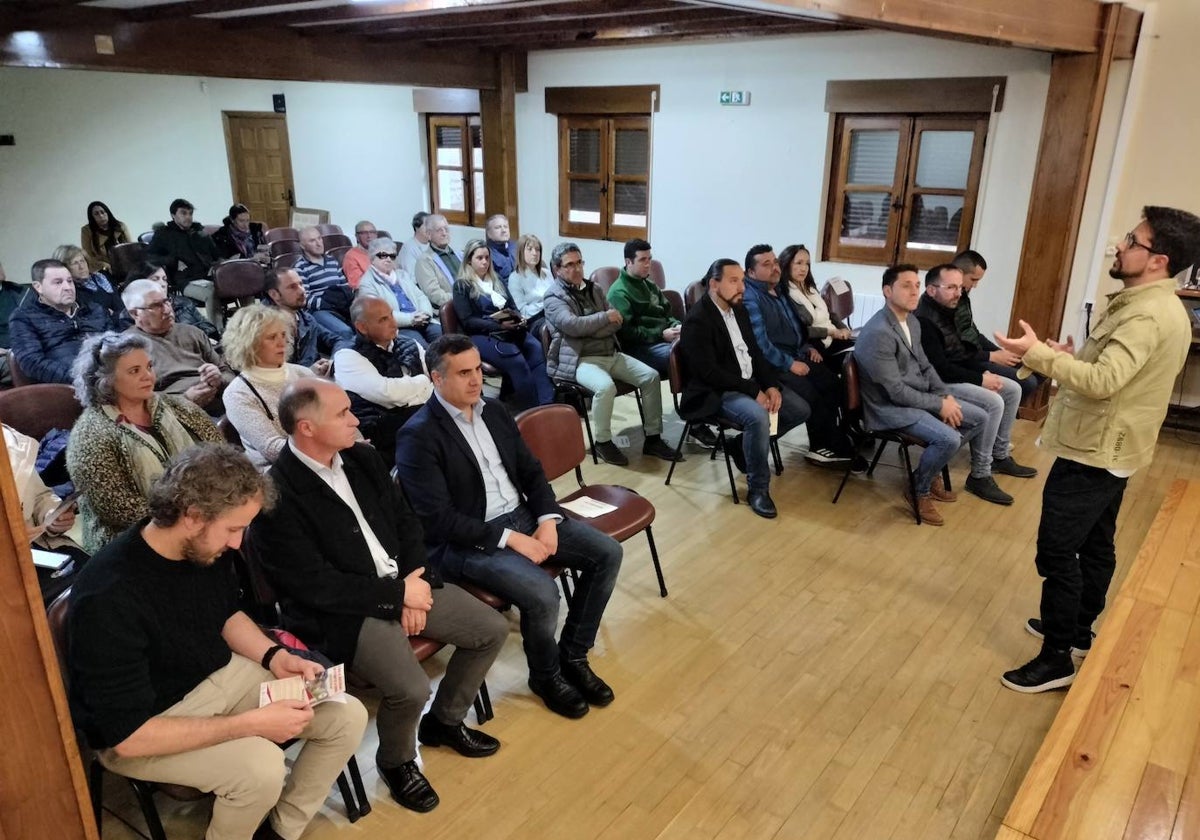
588, 267, 621, 296
0, 383, 82, 439
821, 278, 855, 325
323, 234, 352, 250
109, 241, 147, 286
213, 259, 267, 324
649, 259, 668, 290
316, 224, 344, 237
663, 289, 685, 322
269, 239, 302, 259
327, 245, 352, 267
272, 252, 301, 270
515, 403, 667, 597
439, 302, 501, 379
683, 280, 706, 309
264, 227, 299, 244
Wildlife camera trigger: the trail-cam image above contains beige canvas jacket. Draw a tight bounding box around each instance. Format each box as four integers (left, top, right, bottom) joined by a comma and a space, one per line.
1023, 276, 1191, 471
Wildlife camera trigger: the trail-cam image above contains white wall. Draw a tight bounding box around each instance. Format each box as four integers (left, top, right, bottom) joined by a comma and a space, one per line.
0, 68, 432, 275
518, 31, 1051, 338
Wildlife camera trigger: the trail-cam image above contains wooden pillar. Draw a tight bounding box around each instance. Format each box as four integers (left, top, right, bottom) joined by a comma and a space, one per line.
480, 51, 522, 237
1007, 3, 1121, 418
0, 448, 97, 838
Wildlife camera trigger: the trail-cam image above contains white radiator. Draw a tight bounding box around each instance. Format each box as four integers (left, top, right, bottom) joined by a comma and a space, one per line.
849, 292, 886, 329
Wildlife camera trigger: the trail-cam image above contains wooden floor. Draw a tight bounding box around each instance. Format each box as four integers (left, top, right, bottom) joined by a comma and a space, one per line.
97, 401, 1200, 840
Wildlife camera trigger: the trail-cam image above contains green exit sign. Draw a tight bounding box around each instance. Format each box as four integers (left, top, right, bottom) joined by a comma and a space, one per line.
719, 90, 751, 106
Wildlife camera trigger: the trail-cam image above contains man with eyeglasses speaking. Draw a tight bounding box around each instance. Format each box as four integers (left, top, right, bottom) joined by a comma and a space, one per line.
995, 206, 1200, 693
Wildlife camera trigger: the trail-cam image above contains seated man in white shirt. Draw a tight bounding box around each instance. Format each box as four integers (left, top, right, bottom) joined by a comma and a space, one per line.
333, 295, 433, 468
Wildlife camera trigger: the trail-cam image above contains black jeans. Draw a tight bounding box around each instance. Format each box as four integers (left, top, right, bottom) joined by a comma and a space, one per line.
1035, 457, 1128, 650
779, 363, 851, 454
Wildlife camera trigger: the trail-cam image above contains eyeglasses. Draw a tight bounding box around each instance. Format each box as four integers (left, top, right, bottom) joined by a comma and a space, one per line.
561, 260, 585, 270
374, 253, 397, 260
139, 300, 172, 313
1124, 231, 1165, 255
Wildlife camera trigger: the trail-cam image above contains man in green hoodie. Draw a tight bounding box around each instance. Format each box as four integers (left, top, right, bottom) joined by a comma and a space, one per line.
607, 239, 717, 448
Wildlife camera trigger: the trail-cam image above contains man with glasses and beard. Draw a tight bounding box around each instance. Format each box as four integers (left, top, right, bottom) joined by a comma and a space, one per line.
996, 206, 1200, 693
67, 444, 368, 840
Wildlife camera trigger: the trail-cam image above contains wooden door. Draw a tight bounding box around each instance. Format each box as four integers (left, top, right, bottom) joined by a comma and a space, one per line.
223, 112, 296, 229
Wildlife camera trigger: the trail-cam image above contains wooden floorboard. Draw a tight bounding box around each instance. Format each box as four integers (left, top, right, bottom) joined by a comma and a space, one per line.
96, 395, 1200, 840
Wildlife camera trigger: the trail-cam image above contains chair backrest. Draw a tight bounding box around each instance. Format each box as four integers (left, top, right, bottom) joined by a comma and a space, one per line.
663, 289, 685, 322
0, 384, 83, 440
316, 224, 344, 237
8, 352, 33, 388
440, 301, 463, 334
213, 260, 267, 302
515, 403, 585, 482
264, 227, 299, 244
376, 230, 391, 240
649, 259, 667, 289
323, 234, 352, 250
272, 252, 301, 270
589, 267, 621, 296
46, 588, 71, 678
109, 241, 146, 285
202, 224, 221, 238
841, 355, 866, 434
137, 230, 154, 246
237, 534, 282, 625
538, 320, 553, 356
822, 278, 854, 323
327, 245, 352, 267
667, 339, 686, 399
269, 238, 302, 259
683, 279, 706, 309
217, 416, 243, 449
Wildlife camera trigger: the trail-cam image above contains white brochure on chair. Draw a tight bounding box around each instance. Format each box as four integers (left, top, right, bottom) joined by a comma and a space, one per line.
560, 497, 619, 518
830, 277, 850, 295
259, 663, 347, 707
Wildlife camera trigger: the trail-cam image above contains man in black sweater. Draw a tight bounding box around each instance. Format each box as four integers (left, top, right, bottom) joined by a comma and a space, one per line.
67, 444, 367, 840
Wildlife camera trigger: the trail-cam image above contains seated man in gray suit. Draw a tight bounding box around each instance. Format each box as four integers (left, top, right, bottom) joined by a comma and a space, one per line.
853, 264, 1012, 526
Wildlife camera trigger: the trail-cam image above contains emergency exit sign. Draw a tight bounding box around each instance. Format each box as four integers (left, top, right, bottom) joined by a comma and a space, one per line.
719, 90, 751, 106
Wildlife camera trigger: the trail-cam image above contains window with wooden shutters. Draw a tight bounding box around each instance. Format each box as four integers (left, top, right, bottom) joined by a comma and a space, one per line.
427, 114, 485, 226
824, 113, 987, 268
558, 115, 650, 241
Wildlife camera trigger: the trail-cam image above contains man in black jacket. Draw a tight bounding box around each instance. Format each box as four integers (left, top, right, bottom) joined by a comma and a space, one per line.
148, 198, 220, 290
9, 258, 110, 383
251, 378, 507, 813
395, 334, 623, 721
679, 258, 809, 519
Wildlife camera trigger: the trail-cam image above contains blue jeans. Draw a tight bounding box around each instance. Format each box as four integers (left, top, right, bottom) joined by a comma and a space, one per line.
471, 333, 555, 411
312, 309, 355, 340
948, 382, 1003, 476
896, 400, 985, 494
719, 389, 809, 492
451, 505, 622, 679
984, 360, 1040, 400
627, 342, 672, 378
397, 321, 443, 350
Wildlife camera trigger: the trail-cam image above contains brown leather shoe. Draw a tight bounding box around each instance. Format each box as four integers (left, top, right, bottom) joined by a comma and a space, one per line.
903, 487, 945, 526
930, 474, 958, 503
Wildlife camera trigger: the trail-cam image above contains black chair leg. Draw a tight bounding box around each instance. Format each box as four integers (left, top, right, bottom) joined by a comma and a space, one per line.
347, 756, 370, 820
577, 394, 598, 464
899, 444, 921, 524
335, 771, 361, 823
633, 389, 646, 427
89, 758, 105, 835
866, 439, 889, 477
832, 461, 853, 503
644, 526, 667, 598
940, 465, 952, 492
718, 429, 740, 504
128, 780, 168, 840
475, 680, 494, 724
770, 438, 783, 476
665, 422, 690, 486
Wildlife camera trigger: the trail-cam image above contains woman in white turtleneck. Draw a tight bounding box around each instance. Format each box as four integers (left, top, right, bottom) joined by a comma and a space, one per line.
222, 303, 319, 469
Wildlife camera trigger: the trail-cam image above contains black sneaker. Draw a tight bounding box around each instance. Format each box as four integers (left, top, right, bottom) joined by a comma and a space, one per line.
805, 448, 852, 467
965, 474, 1014, 506
594, 440, 629, 466
643, 435, 684, 462
1000, 648, 1075, 693
993, 456, 1038, 478
688, 425, 719, 449
849, 455, 869, 475
1025, 617, 1094, 658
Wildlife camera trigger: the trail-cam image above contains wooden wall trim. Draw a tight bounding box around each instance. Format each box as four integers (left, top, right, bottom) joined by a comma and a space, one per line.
545, 85, 661, 115
824, 76, 1006, 114
413, 88, 481, 114
0, 18, 498, 90
480, 52, 520, 236
0, 447, 97, 839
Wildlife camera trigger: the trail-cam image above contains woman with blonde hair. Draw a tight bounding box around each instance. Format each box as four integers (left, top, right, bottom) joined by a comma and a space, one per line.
53, 243, 121, 317
222, 303, 317, 469
452, 238, 553, 410
507, 233, 554, 332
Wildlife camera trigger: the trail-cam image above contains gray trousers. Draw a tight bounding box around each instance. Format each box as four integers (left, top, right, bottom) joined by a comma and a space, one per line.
350, 582, 508, 768
100, 655, 367, 840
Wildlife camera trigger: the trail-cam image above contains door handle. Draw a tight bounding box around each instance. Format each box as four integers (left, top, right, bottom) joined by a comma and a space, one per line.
285, 188, 295, 206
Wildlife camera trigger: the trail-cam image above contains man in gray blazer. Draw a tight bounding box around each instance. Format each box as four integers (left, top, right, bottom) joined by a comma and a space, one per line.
853, 264, 1012, 525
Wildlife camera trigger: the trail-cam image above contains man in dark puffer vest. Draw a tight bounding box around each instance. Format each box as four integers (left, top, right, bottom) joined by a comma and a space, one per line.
332, 296, 433, 468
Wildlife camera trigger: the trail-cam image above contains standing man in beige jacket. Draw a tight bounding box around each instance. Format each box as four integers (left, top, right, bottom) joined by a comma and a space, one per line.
994, 205, 1200, 693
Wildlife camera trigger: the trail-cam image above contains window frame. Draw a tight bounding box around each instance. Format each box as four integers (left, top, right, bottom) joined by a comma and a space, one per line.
426, 114, 485, 227
557, 113, 651, 241
823, 112, 989, 269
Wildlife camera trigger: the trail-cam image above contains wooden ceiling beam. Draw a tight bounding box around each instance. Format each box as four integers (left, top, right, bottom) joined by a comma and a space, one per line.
219, 0, 588, 29
681, 0, 1111, 53
1, 5, 129, 34
347, 6, 745, 39
0, 17, 501, 89
125, 0, 293, 22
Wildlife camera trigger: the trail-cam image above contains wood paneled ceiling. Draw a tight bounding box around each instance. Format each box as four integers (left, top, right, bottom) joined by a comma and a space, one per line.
1, 0, 861, 50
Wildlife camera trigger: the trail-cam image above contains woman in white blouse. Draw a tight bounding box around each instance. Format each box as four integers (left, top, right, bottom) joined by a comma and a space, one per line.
506, 233, 555, 334
222, 303, 318, 469
780, 243, 854, 368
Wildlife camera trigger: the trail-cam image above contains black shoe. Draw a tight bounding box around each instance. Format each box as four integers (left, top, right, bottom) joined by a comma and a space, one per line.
849, 455, 869, 475
643, 435, 683, 462
805, 447, 851, 467
594, 440, 629, 466
252, 822, 285, 840
529, 673, 589, 718
965, 474, 1014, 506
1025, 617, 1094, 658
993, 456, 1038, 478
559, 654, 615, 706
726, 434, 747, 474
417, 713, 500, 758
688, 425, 719, 449
746, 489, 777, 519
1000, 648, 1075, 693
379, 760, 440, 812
